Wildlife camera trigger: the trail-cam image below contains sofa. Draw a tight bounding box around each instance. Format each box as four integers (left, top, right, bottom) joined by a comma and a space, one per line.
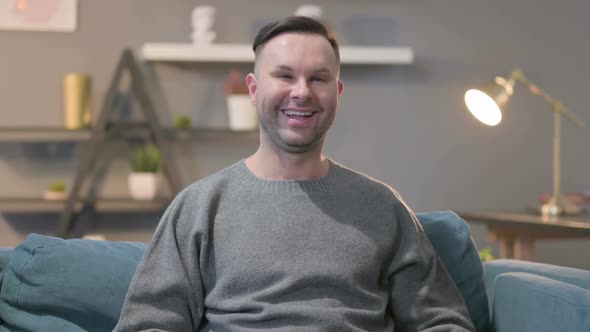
1, 211, 589, 332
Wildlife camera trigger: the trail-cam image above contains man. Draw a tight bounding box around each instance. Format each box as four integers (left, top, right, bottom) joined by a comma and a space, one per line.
115, 16, 475, 331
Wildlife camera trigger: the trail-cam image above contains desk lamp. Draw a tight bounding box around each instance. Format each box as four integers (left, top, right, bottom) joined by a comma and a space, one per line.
464, 69, 585, 217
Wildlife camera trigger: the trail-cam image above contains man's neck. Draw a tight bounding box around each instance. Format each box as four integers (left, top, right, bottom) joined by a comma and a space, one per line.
244, 149, 330, 180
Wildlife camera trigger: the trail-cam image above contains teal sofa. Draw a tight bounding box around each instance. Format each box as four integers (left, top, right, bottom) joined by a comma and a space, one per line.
1, 211, 589, 332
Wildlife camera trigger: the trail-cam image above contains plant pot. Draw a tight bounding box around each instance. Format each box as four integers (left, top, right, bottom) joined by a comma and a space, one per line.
226, 95, 258, 131
128, 172, 159, 200
43, 191, 67, 201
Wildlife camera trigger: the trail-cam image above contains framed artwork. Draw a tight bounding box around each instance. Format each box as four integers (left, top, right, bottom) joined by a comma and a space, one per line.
0, 0, 77, 32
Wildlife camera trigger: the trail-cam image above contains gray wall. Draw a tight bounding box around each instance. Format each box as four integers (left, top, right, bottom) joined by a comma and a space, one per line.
1, 0, 589, 268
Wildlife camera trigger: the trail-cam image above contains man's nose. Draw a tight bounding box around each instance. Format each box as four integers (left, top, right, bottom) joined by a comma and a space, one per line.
290, 79, 311, 103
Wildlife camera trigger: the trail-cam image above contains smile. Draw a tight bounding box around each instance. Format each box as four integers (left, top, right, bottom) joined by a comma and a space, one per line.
282, 110, 317, 118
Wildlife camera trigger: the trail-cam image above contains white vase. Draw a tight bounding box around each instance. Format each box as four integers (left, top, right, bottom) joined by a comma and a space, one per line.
128, 173, 159, 200
226, 95, 258, 131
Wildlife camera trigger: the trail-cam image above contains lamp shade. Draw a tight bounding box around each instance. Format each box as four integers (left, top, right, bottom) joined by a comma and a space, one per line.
464, 76, 515, 126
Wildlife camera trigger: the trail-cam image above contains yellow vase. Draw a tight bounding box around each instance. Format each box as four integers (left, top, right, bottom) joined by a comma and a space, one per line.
63, 73, 92, 129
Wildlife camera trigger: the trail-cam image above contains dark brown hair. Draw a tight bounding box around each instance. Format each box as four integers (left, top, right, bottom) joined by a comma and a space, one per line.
252, 16, 340, 62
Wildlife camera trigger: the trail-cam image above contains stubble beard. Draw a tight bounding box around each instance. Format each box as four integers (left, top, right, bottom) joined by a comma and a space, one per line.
259, 110, 332, 155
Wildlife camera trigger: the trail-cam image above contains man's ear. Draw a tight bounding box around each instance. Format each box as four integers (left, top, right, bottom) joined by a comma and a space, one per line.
246, 73, 257, 106
338, 80, 344, 98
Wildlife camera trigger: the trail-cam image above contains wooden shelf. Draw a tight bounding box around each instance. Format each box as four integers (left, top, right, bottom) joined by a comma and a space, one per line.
0, 127, 91, 142
0, 125, 258, 142
141, 43, 414, 65
166, 127, 258, 140
0, 197, 170, 214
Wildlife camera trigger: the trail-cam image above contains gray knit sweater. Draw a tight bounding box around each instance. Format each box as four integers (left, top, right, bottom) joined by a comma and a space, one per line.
114, 160, 474, 331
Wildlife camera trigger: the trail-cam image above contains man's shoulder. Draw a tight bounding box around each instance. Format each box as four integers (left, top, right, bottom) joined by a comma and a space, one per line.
331, 159, 392, 189
330, 159, 400, 200
177, 160, 244, 199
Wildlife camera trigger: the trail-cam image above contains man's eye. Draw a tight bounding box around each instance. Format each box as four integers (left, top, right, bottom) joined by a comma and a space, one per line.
311, 76, 327, 82
277, 74, 292, 79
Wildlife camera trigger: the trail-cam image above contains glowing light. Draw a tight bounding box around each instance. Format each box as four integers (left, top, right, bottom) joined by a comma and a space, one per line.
464, 89, 502, 126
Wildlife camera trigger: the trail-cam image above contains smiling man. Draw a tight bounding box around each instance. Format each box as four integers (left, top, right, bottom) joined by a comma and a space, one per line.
114, 16, 475, 332
246, 26, 342, 165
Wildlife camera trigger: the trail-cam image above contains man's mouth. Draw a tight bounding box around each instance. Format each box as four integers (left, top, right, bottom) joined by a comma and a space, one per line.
282, 110, 316, 118
281, 108, 319, 120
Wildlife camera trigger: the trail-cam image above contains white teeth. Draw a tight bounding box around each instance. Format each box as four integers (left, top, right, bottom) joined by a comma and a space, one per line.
284, 110, 313, 117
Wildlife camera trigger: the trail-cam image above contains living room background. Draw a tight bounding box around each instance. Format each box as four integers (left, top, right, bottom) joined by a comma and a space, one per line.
1, 0, 589, 269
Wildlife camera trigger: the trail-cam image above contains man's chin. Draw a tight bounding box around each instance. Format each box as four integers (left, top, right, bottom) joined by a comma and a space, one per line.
278, 136, 323, 154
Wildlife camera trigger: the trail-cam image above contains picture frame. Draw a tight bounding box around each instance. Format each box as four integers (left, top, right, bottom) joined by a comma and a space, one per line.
0, 0, 77, 32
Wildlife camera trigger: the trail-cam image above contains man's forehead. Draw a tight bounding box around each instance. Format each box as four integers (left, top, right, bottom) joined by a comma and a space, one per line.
255, 32, 339, 69
262, 32, 331, 52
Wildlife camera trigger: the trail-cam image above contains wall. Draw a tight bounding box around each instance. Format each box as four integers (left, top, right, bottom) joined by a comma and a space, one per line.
1, 0, 589, 268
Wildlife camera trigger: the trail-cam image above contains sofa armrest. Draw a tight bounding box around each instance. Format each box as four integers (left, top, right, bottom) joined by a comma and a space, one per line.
484, 259, 590, 312
484, 259, 590, 290
491, 272, 590, 332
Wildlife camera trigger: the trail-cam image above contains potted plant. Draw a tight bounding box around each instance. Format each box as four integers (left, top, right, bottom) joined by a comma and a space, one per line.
128, 144, 162, 200
223, 70, 258, 131
44, 180, 67, 200
174, 114, 191, 129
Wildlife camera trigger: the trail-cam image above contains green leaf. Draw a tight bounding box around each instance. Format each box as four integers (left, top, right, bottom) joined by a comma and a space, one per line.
479, 247, 495, 262
129, 144, 162, 173
48, 181, 66, 192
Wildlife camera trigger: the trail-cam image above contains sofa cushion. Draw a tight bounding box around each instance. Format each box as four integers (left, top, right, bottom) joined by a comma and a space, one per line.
417, 211, 490, 332
491, 272, 590, 332
0, 234, 147, 332
0, 248, 11, 278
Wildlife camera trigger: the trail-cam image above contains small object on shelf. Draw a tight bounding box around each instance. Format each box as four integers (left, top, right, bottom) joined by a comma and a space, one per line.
223, 70, 258, 131
223, 70, 249, 95
294, 4, 323, 19
128, 173, 159, 201
173, 115, 192, 129
128, 144, 162, 200
44, 181, 68, 201
129, 143, 162, 173
538, 192, 589, 214
191, 5, 216, 46
63, 73, 92, 129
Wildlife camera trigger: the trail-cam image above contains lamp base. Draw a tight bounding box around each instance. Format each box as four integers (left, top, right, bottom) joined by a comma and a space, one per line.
540, 194, 581, 217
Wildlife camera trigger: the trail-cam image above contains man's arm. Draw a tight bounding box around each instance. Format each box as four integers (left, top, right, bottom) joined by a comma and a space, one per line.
114, 196, 204, 331
388, 200, 475, 332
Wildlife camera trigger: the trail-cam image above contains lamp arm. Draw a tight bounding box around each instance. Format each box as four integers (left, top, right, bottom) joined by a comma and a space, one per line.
509, 69, 585, 128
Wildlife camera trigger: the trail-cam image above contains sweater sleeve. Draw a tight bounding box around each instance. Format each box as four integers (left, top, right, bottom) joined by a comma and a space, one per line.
388, 200, 475, 332
114, 195, 204, 331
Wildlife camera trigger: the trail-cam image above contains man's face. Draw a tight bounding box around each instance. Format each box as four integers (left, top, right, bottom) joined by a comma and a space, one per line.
246, 32, 344, 154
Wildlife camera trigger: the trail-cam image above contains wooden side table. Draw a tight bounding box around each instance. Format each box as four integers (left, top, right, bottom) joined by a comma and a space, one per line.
457, 211, 590, 260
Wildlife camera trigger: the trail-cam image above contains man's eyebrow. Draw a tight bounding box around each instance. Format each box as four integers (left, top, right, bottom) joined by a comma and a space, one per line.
312, 68, 332, 74
271, 65, 333, 74
272, 65, 294, 71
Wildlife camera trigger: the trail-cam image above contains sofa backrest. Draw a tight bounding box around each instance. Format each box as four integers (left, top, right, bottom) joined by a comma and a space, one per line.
417, 211, 489, 332
0, 211, 488, 332
0, 248, 12, 278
